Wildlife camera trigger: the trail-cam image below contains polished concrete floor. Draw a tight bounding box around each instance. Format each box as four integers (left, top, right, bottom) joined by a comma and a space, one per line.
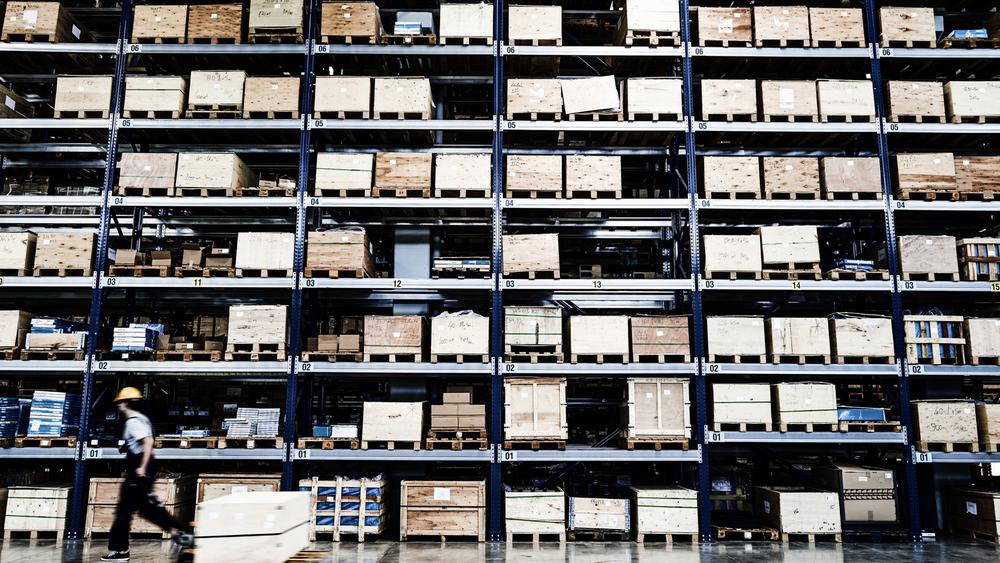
0, 539, 998, 562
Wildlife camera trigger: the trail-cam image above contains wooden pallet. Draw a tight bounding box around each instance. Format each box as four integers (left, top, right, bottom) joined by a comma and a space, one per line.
286, 549, 332, 562
175, 266, 235, 277
811, 39, 865, 48
296, 437, 359, 450
969, 355, 1000, 366
706, 354, 766, 364
225, 342, 286, 362
755, 38, 809, 48
381, 33, 436, 45
712, 422, 772, 432
434, 188, 491, 199
3, 529, 63, 541
509, 38, 562, 46
440, 36, 492, 46
1, 32, 64, 42
243, 110, 300, 120
429, 353, 490, 364
896, 189, 961, 202
55, 110, 109, 119
319, 34, 377, 45
917, 441, 979, 453
504, 189, 562, 199
566, 530, 629, 541
236, 268, 293, 278
20, 349, 85, 361
108, 264, 172, 277
833, 354, 895, 365
950, 115, 1000, 124
635, 532, 698, 544
958, 191, 996, 202
782, 532, 842, 543
33, 267, 91, 277
698, 39, 753, 48
302, 267, 369, 279
941, 37, 1000, 49
823, 191, 883, 201
131, 36, 184, 44
504, 351, 564, 364
506, 531, 566, 543
567, 111, 623, 122
359, 440, 421, 451
713, 525, 779, 541
627, 112, 684, 122
373, 111, 432, 120
570, 353, 629, 364
633, 353, 692, 363
770, 354, 831, 365
233, 186, 295, 198
887, 113, 947, 124
502, 440, 565, 451
900, 271, 961, 282
820, 114, 875, 123
778, 422, 839, 433
704, 190, 762, 200
761, 268, 823, 281
827, 269, 890, 281
505, 112, 562, 122
947, 526, 1000, 545
425, 429, 488, 451
218, 436, 283, 449
185, 104, 242, 119
502, 269, 560, 280
565, 189, 622, 199
619, 30, 680, 47
300, 351, 362, 362
370, 187, 431, 198
838, 421, 902, 433
763, 114, 819, 123
703, 270, 761, 280
249, 28, 304, 44
99, 350, 156, 361
882, 40, 935, 49
155, 350, 222, 362
624, 437, 689, 451
362, 353, 422, 363
764, 190, 821, 200
153, 436, 218, 449
0, 348, 21, 361
14, 436, 76, 448
701, 113, 757, 122
186, 36, 240, 45
0, 268, 28, 277
313, 111, 369, 120
174, 187, 233, 197
113, 186, 174, 197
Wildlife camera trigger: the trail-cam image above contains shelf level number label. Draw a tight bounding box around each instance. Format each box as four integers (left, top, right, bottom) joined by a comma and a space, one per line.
879, 47, 895, 58
85, 447, 103, 459
293, 448, 311, 460
299, 362, 312, 372
914, 451, 932, 463
502, 45, 518, 55
705, 363, 722, 374
908, 364, 923, 375
502, 362, 518, 374
503, 278, 517, 289
498, 450, 518, 462
992, 282, 1000, 292
706, 430, 725, 443
96, 361, 109, 371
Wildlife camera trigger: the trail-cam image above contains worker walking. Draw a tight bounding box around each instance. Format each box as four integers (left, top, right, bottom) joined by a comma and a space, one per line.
102, 387, 191, 562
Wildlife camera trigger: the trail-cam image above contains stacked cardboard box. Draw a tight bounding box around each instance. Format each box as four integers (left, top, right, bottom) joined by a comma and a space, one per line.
430, 390, 486, 431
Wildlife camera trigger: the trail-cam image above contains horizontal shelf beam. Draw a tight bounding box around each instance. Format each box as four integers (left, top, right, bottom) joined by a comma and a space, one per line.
710, 431, 907, 444
503, 120, 685, 132
309, 118, 493, 131
503, 446, 701, 462
294, 449, 491, 461
119, 118, 303, 130
698, 199, 885, 212
100, 275, 294, 289
306, 197, 492, 209
302, 277, 491, 290
703, 362, 899, 376
109, 196, 298, 208
504, 363, 696, 376
93, 360, 289, 374
503, 198, 689, 210
700, 279, 893, 291
693, 121, 878, 133
296, 360, 492, 375
314, 44, 492, 56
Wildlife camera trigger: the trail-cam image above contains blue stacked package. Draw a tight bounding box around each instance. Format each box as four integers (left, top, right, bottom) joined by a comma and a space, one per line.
29, 317, 86, 334
837, 406, 887, 422
0, 396, 21, 438
27, 391, 81, 436
112, 323, 165, 352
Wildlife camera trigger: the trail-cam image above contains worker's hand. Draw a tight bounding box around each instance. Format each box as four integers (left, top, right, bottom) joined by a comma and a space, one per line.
135, 466, 146, 478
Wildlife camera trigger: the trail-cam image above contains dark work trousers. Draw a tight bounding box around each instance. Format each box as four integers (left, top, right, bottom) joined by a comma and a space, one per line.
108, 453, 184, 552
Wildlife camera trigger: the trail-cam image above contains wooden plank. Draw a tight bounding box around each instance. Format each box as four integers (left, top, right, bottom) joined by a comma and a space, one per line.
898, 235, 959, 276
808, 8, 866, 47
242, 77, 300, 117
508, 5, 561, 44
879, 7, 936, 47
760, 81, 817, 122
887, 81, 946, 122
0, 233, 36, 273
767, 318, 831, 358
912, 401, 979, 445
701, 156, 760, 198
706, 316, 767, 358
702, 234, 762, 275
753, 6, 810, 46
697, 7, 752, 46
944, 81, 1000, 123
175, 152, 256, 190
505, 490, 565, 534
701, 79, 757, 119
756, 487, 842, 534
568, 497, 630, 532
188, 70, 246, 108
505, 79, 562, 119
186, 4, 243, 44
762, 157, 820, 199
830, 316, 894, 360
319, 1, 381, 43
954, 156, 1000, 197
306, 229, 373, 275
401, 480, 484, 508
505, 155, 561, 196
502, 234, 559, 276
227, 304, 287, 345
438, 4, 492, 45
362, 402, 425, 443
314, 76, 370, 117
817, 80, 875, 121
430, 314, 489, 357
372, 78, 433, 118
54, 76, 112, 115
118, 153, 177, 191
503, 377, 568, 440
772, 383, 838, 425
374, 152, 432, 191
712, 383, 772, 425
363, 315, 425, 357
626, 377, 691, 439
434, 154, 491, 196
820, 157, 883, 198
132, 5, 187, 42
34, 232, 94, 271
629, 315, 690, 362
565, 155, 621, 197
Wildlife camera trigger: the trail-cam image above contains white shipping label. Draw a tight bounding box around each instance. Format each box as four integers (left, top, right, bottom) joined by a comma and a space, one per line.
344, 13, 351, 18
645, 392, 653, 399
232, 486, 248, 494
656, 330, 664, 336
785, 165, 794, 171
778, 88, 795, 109
966, 501, 977, 515
155, 16, 161, 22
885, 473, 893, 480
763, 500, 771, 514
718, 18, 734, 34
143, 166, 152, 171
72, 25, 81, 38
858, 476, 868, 482
663, 390, 671, 395
211, 13, 219, 18
847, 160, 855, 166
272, 84, 279, 90
433, 487, 451, 501
23, 9, 38, 26
4, 96, 15, 110
392, 331, 401, 338
964, 408, 972, 413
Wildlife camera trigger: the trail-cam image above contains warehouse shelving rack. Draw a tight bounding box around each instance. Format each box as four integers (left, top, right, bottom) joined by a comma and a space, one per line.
0, 0, 998, 543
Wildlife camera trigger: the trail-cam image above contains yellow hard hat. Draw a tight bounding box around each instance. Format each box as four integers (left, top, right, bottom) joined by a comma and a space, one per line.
113, 387, 142, 402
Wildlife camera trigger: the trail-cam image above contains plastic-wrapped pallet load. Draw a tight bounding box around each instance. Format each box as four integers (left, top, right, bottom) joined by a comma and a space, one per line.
27, 391, 80, 437
193, 492, 311, 563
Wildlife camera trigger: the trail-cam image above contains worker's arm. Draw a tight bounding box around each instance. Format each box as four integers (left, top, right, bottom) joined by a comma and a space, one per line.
137, 435, 154, 477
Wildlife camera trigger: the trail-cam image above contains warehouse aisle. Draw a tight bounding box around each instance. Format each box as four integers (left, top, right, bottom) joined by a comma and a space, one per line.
1, 540, 999, 563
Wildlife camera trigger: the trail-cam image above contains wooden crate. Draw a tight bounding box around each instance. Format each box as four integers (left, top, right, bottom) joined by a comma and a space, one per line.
315, 153, 373, 195
194, 492, 309, 563
560, 76, 621, 117
757, 225, 820, 266
508, 5, 561, 45
630, 315, 690, 363
187, 4, 243, 44
54, 76, 112, 117
630, 487, 697, 538
966, 318, 1000, 364
886, 81, 946, 123
954, 157, 1000, 198
430, 313, 489, 358
706, 316, 766, 360
2, 2, 86, 42
977, 404, 1000, 451
567, 316, 629, 360
0, 83, 34, 118
624, 377, 690, 439
762, 157, 820, 199
227, 305, 286, 345
175, 152, 256, 191
696, 7, 752, 46
945, 489, 1000, 541
904, 315, 966, 365
131, 5, 187, 43
188, 70, 246, 108
701, 156, 761, 199
702, 234, 762, 277
299, 476, 386, 541
34, 232, 94, 272
817, 80, 875, 122
912, 401, 978, 447
242, 76, 299, 117
505, 490, 565, 538
568, 497, 630, 532
712, 383, 772, 426
756, 487, 842, 535
306, 229, 373, 276
86, 476, 195, 537
373, 152, 432, 196
502, 234, 559, 278
438, 3, 492, 45
248, 0, 303, 39
753, 6, 809, 47
701, 79, 757, 120
0, 232, 37, 273
898, 235, 959, 278
895, 152, 957, 195
363, 315, 424, 359
372, 78, 433, 119
504, 306, 562, 351
808, 8, 866, 48
196, 474, 281, 503
313, 76, 371, 118
235, 232, 295, 270
624, 78, 683, 121
505, 79, 562, 120
879, 7, 936, 48
766, 317, 831, 360
123, 76, 187, 116
118, 153, 177, 192
4, 485, 70, 538
434, 154, 491, 197
760, 81, 818, 122
820, 157, 883, 199
319, 1, 381, 44
565, 155, 621, 198
830, 316, 894, 361
362, 402, 425, 443
944, 81, 1000, 124
772, 382, 838, 426
0, 310, 31, 348
615, 0, 680, 46
503, 377, 567, 440
399, 480, 485, 541
506, 155, 562, 197
813, 464, 896, 523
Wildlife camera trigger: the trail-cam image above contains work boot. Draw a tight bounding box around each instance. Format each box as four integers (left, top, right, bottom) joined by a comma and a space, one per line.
101, 551, 130, 561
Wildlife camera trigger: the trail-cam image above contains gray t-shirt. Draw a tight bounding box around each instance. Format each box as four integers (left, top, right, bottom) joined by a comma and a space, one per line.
123, 412, 153, 455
